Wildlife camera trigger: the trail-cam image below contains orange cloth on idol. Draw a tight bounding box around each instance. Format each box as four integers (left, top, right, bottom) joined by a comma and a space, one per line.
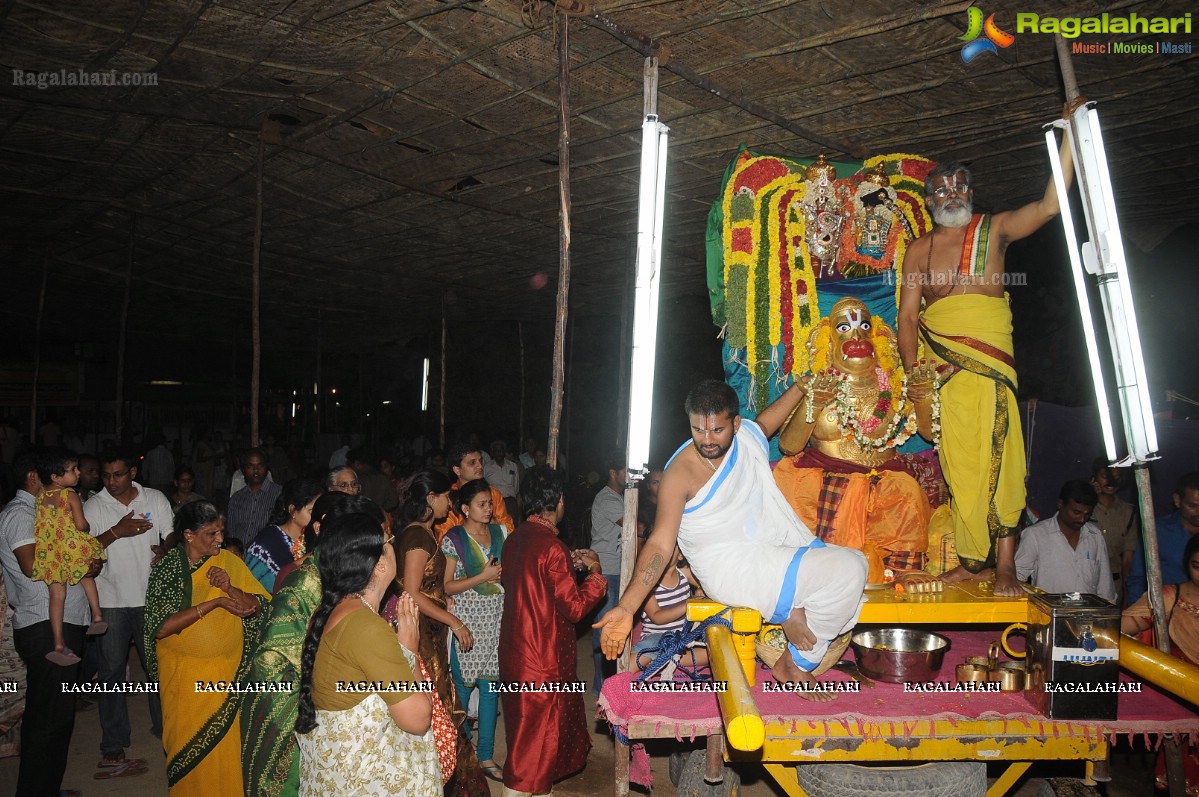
773, 451, 930, 584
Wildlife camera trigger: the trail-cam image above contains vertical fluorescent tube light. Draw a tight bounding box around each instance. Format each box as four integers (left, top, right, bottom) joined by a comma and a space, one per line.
421, 357, 430, 412
1068, 105, 1158, 461
626, 115, 669, 475
1084, 107, 1158, 459
1045, 126, 1117, 461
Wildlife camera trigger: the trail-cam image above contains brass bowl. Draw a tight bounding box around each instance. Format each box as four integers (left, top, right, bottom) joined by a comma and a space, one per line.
850, 629, 950, 684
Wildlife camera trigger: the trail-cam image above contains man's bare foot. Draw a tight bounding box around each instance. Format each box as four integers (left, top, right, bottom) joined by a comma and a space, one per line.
940, 565, 992, 584
770, 652, 837, 702
782, 607, 816, 650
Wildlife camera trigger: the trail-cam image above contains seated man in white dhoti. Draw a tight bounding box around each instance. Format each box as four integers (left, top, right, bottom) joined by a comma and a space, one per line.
596, 380, 868, 698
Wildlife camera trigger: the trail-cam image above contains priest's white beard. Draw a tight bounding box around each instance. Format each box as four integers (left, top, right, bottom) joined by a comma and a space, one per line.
931, 199, 972, 228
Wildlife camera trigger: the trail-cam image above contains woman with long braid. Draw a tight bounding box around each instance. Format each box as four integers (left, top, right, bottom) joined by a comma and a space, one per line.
295, 512, 438, 795
241, 494, 384, 797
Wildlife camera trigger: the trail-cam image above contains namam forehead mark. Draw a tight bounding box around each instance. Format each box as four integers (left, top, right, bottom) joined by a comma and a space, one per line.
928, 172, 971, 197
690, 415, 731, 433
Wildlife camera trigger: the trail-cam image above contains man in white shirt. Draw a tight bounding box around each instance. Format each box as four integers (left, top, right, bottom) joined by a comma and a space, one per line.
0, 449, 94, 794
85, 449, 171, 767
485, 440, 522, 521
1015, 479, 1117, 602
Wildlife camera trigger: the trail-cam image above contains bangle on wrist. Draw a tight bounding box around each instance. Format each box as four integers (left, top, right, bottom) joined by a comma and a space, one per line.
195, 605, 205, 621
588, 563, 601, 573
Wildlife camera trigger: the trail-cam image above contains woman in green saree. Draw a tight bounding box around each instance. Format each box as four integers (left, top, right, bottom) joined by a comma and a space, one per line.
146, 501, 269, 796
240, 493, 384, 797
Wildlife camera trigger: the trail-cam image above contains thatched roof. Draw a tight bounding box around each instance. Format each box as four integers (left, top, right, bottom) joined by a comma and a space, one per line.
2, 0, 1196, 353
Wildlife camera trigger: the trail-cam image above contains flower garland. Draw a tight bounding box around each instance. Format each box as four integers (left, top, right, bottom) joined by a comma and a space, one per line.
832, 367, 918, 451
929, 369, 942, 450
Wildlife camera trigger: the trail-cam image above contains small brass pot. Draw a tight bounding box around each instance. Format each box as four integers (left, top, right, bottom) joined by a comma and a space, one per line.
956, 663, 990, 684
990, 661, 1026, 691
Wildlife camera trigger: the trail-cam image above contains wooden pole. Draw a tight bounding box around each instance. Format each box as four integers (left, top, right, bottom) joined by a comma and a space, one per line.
518, 321, 526, 453
115, 216, 135, 445
314, 311, 323, 460
30, 252, 49, 444
1054, 34, 1182, 795
1137, 463, 1186, 796
616, 55, 659, 676
546, 9, 572, 468
439, 297, 447, 451
250, 137, 264, 448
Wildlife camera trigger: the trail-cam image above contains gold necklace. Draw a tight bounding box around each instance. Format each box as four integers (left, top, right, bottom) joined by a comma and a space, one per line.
355, 593, 377, 614
696, 446, 718, 472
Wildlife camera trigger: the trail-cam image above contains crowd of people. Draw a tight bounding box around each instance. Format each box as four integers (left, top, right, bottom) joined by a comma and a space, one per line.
1, 398, 1198, 795
0, 434, 622, 797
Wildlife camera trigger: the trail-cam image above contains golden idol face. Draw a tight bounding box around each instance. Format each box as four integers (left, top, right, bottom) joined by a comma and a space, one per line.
829, 304, 876, 376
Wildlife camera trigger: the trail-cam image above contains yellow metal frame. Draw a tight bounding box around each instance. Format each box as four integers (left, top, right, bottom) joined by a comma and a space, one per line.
857, 579, 1029, 624
655, 591, 1199, 797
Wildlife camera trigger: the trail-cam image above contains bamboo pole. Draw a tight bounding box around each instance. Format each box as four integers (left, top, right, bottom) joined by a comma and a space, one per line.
250, 136, 264, 448
115, 216, 135, 444
1137, 463, 1185, 796
439, 297, 447, 451
546, 10, 572, 468
518, 321, 526, 454
315, 309, 323, 460
616, 55, 660, 677
30, 252, 49, 444
1053, 33, 1182, 795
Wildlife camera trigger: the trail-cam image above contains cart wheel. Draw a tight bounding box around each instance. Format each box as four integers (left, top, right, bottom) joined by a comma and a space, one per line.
676, 750, 742, 797
793, 762, 985, 796
1035, 778, 1101, 797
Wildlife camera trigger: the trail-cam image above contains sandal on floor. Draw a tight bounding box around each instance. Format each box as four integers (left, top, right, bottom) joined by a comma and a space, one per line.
93, 760, 148, 779
46, 649, 82, 666
86, 621, 109, 635
480, 762, 504, 781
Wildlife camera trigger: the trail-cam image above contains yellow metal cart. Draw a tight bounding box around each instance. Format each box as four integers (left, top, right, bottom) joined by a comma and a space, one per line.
606, 583, 1199, 797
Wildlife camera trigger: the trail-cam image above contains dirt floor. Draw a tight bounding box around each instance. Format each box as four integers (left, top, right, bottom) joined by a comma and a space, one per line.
0, 634, 1163, 797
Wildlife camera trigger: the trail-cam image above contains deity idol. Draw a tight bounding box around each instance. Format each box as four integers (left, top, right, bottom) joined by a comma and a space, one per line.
773, 297, 939, 585
799, 153, 845, 279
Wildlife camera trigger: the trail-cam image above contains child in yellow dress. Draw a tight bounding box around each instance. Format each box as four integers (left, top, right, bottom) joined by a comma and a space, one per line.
32, 448, 107, 665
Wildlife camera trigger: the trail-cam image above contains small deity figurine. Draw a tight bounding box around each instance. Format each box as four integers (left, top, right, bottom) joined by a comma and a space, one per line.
799, 153, 845, 278
852, 163, 895, 261
773, 297, 940, 585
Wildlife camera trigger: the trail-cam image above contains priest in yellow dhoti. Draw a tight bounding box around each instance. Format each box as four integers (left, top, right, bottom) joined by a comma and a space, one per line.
897, 122, 1074, 596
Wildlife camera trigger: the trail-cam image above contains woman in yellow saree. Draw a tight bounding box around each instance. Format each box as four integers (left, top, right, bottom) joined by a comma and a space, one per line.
146, 501, 269, 796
